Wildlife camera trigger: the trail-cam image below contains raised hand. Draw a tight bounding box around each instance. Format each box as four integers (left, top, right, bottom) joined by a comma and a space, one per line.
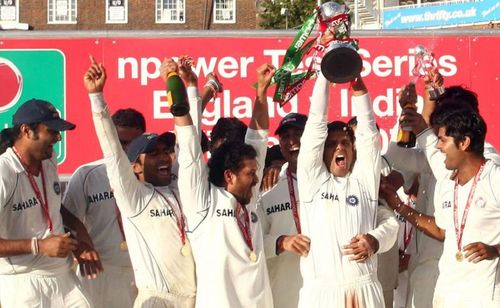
399, 107, 428, 135
178, 56, 198, 87
423, 68, 444, 89
83, 55, 106, 93
260, 164, 281, 192
399, 82, 418, 109
256, 63, 277, 93
159, 57, 179, 83
38, 232, 78, 258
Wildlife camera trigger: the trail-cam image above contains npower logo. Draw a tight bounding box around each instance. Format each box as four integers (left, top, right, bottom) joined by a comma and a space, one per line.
0, 57, 23, 112
0, 49, 68, 164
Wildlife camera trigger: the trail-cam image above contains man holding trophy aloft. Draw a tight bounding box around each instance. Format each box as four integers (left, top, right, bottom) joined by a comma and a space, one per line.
293, 2, 398, 308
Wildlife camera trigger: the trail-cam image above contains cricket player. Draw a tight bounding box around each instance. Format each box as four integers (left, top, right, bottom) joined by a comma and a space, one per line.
173, 60, 276, 307
297, 72, 398, 307
84, 57, 196, 307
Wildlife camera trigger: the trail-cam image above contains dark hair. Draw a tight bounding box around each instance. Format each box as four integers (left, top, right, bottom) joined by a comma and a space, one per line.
436, 86, 479, 112
208, 140, 257, 187
209, 117, 247, 152
0, 128, 15, 154
347, 116, 358, 128
327, 121, 355, 143
112, 108, 146, 132
200, 130, 209, 154
431, 106, 486, 156
265, 144, 285, 168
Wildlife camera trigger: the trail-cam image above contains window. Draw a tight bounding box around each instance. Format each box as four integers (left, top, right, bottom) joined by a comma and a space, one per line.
0, 0, 18, 23
106, 0, 127, 24
48, 0, 77, 24
214, 0, 235, 24
156, 0, 185, 24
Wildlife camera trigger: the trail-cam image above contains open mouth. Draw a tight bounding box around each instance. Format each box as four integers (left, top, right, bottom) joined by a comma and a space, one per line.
157, 165, 171, 176
335, 154, 346, 168
288, 145, 300, 155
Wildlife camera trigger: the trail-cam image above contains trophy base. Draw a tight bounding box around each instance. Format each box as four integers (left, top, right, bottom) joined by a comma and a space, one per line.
321, 46, 362, 83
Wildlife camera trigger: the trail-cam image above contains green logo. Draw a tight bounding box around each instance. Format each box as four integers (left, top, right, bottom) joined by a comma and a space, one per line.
0, 49, 67, 164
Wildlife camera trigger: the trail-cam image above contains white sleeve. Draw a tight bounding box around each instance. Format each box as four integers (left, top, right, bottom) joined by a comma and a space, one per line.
367, 205, 399, 254
90, 93, 149, 217
245, 128, 268, 203
416, 128, 452, 180
433, 180, 446, 229
62, 167, 89, 221
175, 124, 210, 231
352, 93, 381, 199
297, 73, 329, 203
484, 142, 500, 165
187, 86, 202, 138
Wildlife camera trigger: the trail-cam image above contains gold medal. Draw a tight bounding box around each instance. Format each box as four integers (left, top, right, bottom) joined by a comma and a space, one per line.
181, 244, 191, 257
456, 251, 464, 262
249, 251, 257, 263
120, 241, 128, 251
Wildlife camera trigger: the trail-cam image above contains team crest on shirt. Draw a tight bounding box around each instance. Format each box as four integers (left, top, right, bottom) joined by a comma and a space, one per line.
346, 195, 359, 206
475, 197, 486, 209
442, 200, 452, 209
53, 182, 61, 195
251, 212, 258, 223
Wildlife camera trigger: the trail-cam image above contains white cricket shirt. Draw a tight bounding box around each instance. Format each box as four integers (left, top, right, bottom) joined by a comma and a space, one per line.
0, 148, 71, 275
176, 124, 273, 308
91, 94, 196, 297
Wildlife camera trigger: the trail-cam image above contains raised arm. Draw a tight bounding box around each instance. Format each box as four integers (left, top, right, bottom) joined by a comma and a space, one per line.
246, 63, 275, 197
84, 56, 147, 217
351, 77, 380, 198
297, 71, 330, 202
168, 58, 210, 230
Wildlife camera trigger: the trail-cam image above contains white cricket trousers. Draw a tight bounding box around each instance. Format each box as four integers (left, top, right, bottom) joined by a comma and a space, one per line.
0, 269, 92, 308
298, 273, 385, 308
77, 263, 137, 308
134, 289, 195, 308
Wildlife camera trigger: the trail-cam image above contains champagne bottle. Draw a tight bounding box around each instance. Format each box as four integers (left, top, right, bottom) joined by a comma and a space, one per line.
397, 103, 417, 148
166, 72, 190, 117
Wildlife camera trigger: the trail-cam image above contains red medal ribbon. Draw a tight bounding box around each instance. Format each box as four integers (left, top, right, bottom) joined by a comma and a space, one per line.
155, 189, 187, 246
13, 147, 53, 231
235, 203, 253, 252
286, 169, 301, 234
453, 161, 486, 252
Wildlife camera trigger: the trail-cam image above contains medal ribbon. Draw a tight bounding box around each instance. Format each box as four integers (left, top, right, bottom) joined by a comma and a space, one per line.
155, 189, 187, 246
13, 147, 53, 231
286, 169, 301, 234
235, 203, 253, 252
453, 161, 485, 252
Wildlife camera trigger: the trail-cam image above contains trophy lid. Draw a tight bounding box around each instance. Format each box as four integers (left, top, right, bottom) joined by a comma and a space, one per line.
319, 1, 349, 22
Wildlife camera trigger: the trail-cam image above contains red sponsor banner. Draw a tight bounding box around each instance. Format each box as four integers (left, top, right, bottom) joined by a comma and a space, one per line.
1, 35, 499, 174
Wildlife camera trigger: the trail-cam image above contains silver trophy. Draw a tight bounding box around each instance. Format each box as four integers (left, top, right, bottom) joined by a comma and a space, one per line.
412, 45, 444, 100
319, 1, 362, 83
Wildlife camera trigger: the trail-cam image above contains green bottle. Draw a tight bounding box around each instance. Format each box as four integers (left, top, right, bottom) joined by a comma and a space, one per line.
166, 72, 190, 116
